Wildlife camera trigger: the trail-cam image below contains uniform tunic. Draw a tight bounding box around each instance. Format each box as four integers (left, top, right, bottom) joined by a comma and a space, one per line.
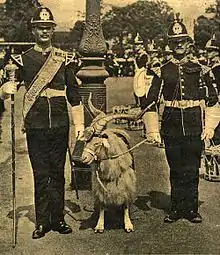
144, 57, 218, 213
12, 46, 81, 226
210, 60, 220, 144
14, 47, 81, 129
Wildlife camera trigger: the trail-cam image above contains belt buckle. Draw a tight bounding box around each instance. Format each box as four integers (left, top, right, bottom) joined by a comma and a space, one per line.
179, 100, 187, 108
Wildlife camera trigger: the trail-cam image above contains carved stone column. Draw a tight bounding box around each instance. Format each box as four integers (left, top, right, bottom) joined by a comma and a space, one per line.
77, 0, 109, 126
72, 0, 108, 190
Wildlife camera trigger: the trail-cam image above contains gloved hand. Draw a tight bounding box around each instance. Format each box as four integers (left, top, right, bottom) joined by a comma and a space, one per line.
146, 132, 162, 144
71, 103, 85, 139
202, 104, 220, 141
201, 128, 215, 141
0, 81, 19, 99
75, 124, 85, 139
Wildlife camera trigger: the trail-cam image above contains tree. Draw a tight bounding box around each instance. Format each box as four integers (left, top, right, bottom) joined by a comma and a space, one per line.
194, 0, 220, 49
101, 0, 173, 49
68, 20, 85, 50
0, 0, 41, 41
194, 16, 214, 49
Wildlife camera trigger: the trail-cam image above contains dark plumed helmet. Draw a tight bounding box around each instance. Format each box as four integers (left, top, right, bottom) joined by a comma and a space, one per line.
146, 40, 157, 53
205, 33, 219, 51
167, 13, 189, 40
164, 45, 173, 53
31, 6, 56, 26
136, 52, 148, 68
134, 32, 143, 45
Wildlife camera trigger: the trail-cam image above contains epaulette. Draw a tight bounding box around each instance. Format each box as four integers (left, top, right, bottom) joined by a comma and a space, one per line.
212, 60, 220, 70
65, 52, 76, 66
11, 54, 23, 66
151, 66, 161, 78
53, 47, 66, 62
169, 57, 180, 65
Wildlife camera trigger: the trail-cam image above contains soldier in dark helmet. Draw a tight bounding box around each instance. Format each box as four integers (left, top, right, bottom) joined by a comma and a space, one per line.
141, 14, 218, 223
0, 6, 84, 238
204, 34, 220, 177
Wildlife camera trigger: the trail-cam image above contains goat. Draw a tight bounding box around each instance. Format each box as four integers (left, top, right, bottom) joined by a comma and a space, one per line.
81, 94, 137, 233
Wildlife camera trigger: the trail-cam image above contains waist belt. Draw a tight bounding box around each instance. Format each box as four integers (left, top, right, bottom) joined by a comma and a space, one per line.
164, 100, 201, 109
39, 88, 66, 98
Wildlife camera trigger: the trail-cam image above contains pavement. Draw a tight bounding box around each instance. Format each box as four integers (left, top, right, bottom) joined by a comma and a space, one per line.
0, 77, 220, 255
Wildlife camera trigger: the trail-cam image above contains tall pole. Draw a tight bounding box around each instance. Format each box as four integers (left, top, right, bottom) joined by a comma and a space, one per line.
72, 0, 108, 190
5, 59, 18, 248
77, 0, 108, 126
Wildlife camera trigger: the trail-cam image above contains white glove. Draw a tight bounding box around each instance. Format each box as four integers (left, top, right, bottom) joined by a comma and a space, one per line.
142, 111, 161, 143
201, 128, 215, 141
146, 132, 162, 144
0, 81, 19, 99
71, 103, 85, 139
74, 124, 84, 139
201, 104, 220, 141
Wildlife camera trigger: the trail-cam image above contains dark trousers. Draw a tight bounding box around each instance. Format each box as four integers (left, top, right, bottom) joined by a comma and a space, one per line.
163, 135, 203, 214
134, 93, 147, 109
26, 127, 69, 226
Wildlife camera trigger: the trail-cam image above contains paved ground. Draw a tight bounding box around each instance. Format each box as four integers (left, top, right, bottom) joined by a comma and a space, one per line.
0, 77, 220, 254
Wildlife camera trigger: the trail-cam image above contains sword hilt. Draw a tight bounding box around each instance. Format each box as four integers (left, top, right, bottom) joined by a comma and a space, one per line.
5, 59, 18, 83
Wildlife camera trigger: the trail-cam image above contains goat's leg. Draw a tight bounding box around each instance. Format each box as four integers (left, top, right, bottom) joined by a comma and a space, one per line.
94, 204, 105, 233
124, 203, 134, 233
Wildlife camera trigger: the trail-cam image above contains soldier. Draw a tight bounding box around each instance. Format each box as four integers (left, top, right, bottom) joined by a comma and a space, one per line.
204, 35, 220, 178
162, 45, 173, 65
142, 15, 218, 223
0, 6, 84, 239
0, 48, 6, 142
146, 40, 161, 70
198, 49, 207, 66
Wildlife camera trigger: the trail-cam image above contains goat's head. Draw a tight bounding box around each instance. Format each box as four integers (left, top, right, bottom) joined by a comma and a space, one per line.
81, 133, 110, 164
81, 93, 137, 164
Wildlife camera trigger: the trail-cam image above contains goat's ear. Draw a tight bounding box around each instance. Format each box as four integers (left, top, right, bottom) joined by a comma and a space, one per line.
101, 138, 110, 148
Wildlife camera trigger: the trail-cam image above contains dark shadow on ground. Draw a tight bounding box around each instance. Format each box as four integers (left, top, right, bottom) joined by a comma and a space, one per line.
65, 199, 81, 214
7, 200, 82, 226
134, 191, 170, 213
79, 204, 125, 230
134, 191, 204, 214
7, 204, 35, 244
7, 204, 35, 224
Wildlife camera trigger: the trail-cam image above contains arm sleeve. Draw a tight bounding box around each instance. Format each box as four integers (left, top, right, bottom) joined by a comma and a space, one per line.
212, 67, 220, 95
204, 73, 218, 107
65, 63, 82, 106
142, 74, 163, 111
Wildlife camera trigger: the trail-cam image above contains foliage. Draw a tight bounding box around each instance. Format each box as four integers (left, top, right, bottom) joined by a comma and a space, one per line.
101, 0, 173, 48
0, 0, 41, 41
194, 0, 220, 49
68, 20, 85, 50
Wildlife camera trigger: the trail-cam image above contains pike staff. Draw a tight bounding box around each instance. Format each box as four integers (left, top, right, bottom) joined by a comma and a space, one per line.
5, 59, 18, 248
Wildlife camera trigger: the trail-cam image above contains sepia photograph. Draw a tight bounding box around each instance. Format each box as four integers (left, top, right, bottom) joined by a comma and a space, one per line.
0, 0, 220, 254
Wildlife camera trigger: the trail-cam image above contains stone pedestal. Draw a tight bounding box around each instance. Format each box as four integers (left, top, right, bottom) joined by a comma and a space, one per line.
71, 0, 108, 190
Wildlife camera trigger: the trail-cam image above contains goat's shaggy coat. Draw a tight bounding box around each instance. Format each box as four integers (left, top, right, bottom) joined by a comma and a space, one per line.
91, 129, 136, 207
81, 93, 137, 232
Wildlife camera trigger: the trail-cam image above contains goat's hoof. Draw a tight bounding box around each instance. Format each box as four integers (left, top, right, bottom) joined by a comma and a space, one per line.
94, 228, 104, 233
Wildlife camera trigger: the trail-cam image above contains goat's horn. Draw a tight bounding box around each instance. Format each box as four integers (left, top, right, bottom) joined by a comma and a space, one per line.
88, 92, 104, 117
92, 113, 136, 134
